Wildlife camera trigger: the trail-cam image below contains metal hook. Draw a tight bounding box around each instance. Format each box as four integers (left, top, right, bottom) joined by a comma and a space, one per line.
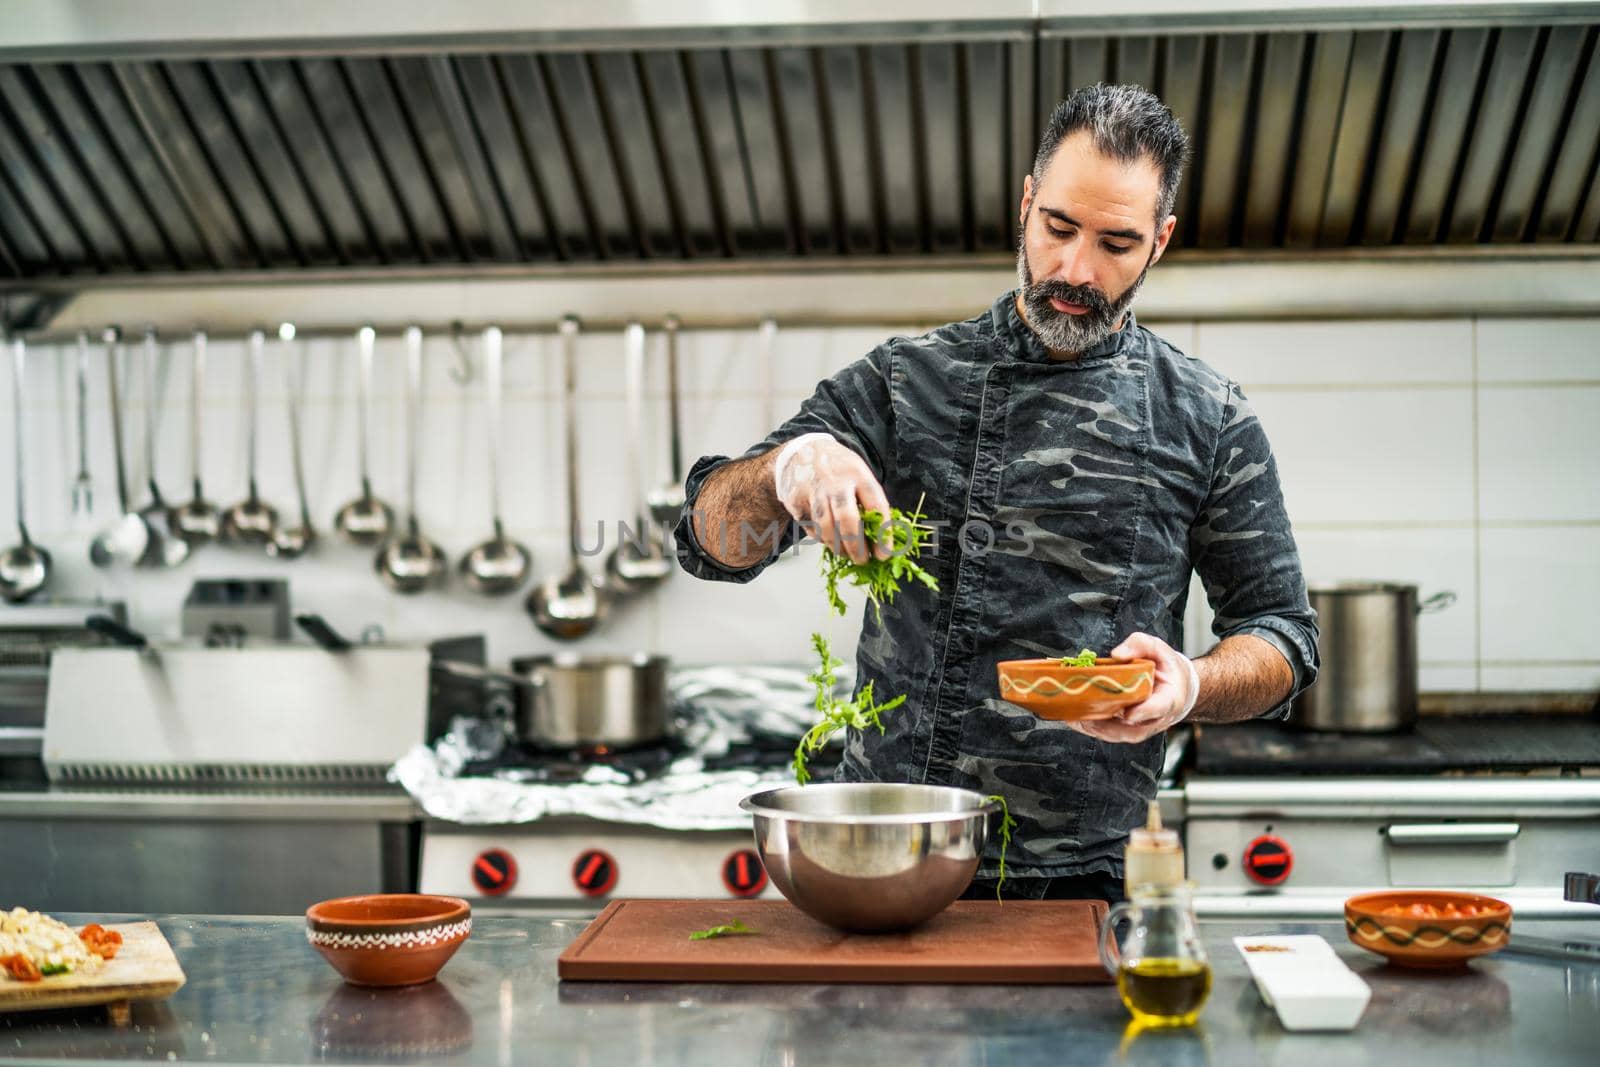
447, 320, 474, 385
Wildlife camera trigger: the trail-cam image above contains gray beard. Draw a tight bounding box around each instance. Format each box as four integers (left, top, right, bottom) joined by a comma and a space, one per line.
1015, 242, 1148, 356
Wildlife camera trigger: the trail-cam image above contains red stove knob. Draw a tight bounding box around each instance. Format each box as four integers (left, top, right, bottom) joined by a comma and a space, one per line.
573, 849, 619, 897
1243, 835, 1293, 886
722, 849, 768, 898
471, 848, 518, 896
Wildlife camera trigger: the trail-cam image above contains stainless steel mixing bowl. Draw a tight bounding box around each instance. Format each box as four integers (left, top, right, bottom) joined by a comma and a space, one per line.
740, 783, 1000, 933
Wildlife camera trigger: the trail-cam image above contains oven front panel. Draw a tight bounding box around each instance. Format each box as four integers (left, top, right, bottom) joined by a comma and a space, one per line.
420, 823, 778, 905
1185, 814, 1600, 918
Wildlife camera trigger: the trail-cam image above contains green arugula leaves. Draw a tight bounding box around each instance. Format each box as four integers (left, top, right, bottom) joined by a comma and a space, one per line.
792, 634, 906, 786
689, 919, 757, 941
986, 794, 1019, 902
819, 502, 939, 621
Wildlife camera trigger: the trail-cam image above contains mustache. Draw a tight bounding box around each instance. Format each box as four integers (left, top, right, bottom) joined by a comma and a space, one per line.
1023, 277, 1114, 318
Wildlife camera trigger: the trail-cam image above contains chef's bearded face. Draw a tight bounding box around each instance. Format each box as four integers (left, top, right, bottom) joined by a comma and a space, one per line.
1015, 128, 1177, 356
1016, 238, 1149, 356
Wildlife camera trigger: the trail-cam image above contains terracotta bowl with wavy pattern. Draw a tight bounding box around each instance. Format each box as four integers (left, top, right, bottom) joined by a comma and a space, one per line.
305, 894, 471, 987
1344, 890, 1512, 969
995, 658, 1155, 721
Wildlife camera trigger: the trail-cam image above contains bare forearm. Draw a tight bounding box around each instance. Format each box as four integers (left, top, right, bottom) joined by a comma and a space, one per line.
1188, 634, 1294, 723
690, 450, 792, 569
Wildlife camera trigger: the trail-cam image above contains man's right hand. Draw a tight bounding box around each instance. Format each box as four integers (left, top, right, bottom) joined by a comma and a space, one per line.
773, 433, 892, 565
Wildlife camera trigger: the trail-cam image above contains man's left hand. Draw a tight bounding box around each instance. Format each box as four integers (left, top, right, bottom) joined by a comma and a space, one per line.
1066, 631, 1197, 744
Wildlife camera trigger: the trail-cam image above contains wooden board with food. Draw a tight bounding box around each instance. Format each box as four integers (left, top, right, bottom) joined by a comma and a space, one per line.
0, 910, 185, 1016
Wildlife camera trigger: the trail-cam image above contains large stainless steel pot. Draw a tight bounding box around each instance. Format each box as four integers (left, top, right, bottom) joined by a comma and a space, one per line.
1292, 583, 1455, 733
507, 652, 671, 750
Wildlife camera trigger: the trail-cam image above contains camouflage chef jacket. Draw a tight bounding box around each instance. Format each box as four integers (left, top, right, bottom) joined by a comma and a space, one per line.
674, 292, 1319, 880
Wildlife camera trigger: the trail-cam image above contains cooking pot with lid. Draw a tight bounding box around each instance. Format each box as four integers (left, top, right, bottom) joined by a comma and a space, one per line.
1291, 582, 1455, 733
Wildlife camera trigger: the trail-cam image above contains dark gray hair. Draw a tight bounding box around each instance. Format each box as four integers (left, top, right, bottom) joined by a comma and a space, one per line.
1032, 83, 1190, 223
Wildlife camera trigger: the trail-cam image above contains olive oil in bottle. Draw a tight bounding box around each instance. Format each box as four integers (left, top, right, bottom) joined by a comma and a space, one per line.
1117, 957, 1213, 1027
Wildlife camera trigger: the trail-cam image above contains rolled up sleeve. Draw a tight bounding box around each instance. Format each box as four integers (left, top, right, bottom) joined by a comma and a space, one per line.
673, 346, 895, 584
1189, 381, 1320, 719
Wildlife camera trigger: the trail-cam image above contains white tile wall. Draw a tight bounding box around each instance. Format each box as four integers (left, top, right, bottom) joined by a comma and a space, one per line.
1248, 387, 1476, 524
1478, 526, 1600, 664
1475, 318, 1600, 383
1477, 385, 1600, 522
1196, 319, 1476, 386
5, 314, 1598, 692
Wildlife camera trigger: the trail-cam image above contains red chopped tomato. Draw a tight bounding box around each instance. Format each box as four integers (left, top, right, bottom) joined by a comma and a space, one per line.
2, 953, 42, 982
78, 924, 123, 960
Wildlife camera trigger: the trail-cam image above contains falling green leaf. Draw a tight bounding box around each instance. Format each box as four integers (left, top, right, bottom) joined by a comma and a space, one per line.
986, 794, 1019, 902
792, 633, 906, 785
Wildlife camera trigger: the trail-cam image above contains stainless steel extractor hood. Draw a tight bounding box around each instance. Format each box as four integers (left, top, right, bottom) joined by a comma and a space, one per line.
0, 2, 1595, 289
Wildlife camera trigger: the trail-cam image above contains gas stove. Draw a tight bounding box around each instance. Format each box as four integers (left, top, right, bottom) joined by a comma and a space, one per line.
415, 738, 803, 910
1182, 714, 1600, 920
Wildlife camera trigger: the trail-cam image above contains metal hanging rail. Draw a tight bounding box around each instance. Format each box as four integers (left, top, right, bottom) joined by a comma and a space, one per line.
15, 314, 936, 349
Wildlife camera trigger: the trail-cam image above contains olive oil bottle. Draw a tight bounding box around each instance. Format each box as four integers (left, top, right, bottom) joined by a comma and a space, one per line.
1097, 801, 1213, 1026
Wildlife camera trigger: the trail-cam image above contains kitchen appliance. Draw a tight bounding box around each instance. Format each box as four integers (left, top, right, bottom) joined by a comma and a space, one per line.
1292, 582, 1454, 733
507, 652, 671, 751
1183, 714, 1600, 921
421, 816, 774, 906
0, 601, 125, 760
558, 899, 1110, 983
43, 633, 428, 784
181, 578, 290, 643
417, 729, 789, 908
0, 618, 493, 914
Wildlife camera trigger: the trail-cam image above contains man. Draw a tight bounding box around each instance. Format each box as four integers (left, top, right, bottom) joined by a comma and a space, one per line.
674, 84, 1318, 903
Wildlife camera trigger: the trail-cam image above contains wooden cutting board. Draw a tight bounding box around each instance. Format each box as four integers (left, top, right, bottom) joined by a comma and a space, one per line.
0, 922, 186, 1015
558, 899, 1111, 984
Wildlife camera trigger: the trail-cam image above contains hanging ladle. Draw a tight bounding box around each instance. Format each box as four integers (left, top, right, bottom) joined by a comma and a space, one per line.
89, 327, 153, 568
169, 330, 221, 545
334, 326, 394, 545
221, 329, 279, 545
134, 328, 189, 568
70, 331, 93, 517
375, 325, 446, 593
527, 315, 605, 639
0, 337, 52, 603
268, 323, 316, 560
605, 321, 671, 593
646, 314, 686, 526
459, 325, 531, 595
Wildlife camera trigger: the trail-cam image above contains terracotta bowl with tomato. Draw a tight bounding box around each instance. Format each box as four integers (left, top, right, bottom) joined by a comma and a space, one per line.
305, 894, 471, 987
995, 658, 1155, 721
1344, 890, 1512, 969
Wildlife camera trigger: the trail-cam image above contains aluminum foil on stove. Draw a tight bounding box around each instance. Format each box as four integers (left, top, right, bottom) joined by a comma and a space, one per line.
390, 663, 840, 830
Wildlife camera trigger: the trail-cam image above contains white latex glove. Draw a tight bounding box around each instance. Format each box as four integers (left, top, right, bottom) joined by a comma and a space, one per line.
772, 432, 892, 564
1066, 631, 1199, 744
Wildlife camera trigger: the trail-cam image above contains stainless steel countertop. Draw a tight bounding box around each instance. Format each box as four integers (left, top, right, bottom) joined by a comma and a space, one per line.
1, 913, 1595, 1065
0, 787, 419, 821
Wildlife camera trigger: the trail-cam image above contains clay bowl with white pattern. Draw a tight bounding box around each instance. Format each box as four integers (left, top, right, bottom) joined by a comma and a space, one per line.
995, 658, 1155, 721
305, 894, 471, 987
